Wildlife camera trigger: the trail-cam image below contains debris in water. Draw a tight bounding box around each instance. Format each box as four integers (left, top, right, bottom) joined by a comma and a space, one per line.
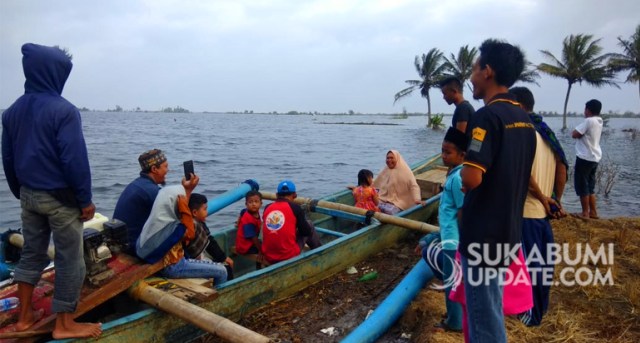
358, 271, 378, 282
320, 327, 337, 336
365, 309, 374, 320
346, 266, 358, 274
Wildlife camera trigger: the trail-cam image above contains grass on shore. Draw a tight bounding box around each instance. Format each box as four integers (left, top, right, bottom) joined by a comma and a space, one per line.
403, 216, 640, 343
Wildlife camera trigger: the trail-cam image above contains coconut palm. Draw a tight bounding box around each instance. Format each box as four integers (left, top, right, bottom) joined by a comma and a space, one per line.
443, 45, 478, 91
517, 59, 541, 86
609, 24, 640, 108
394, 48, 447, 128
538, 34, 618, 130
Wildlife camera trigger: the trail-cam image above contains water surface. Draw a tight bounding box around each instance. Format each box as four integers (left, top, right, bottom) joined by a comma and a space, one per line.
1, 112, 638, 231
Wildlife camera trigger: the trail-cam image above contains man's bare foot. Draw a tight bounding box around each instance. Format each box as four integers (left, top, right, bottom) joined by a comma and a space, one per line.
52, 313, 102, 339
14, 308, 38, 331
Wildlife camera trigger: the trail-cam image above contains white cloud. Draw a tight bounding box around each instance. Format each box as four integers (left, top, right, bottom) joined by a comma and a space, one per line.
1, 0, 639, 113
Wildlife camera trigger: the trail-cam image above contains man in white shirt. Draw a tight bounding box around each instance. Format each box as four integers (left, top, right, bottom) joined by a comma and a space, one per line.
572, 99, 603, 219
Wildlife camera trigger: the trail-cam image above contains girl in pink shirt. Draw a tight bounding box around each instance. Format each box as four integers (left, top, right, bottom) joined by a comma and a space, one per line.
352, 169, 380, 212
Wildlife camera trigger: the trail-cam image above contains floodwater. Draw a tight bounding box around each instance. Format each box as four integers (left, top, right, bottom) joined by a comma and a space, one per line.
1, 112, 639, 231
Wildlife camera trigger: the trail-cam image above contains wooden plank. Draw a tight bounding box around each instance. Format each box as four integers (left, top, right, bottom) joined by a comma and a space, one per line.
168, 289, 197, 301
169, 279, 218, 302
181, 278, 213, 286
415, 168, 447, 199
0, 254, 164, 340
0, 329, 51, 339
75, 256, 164, 315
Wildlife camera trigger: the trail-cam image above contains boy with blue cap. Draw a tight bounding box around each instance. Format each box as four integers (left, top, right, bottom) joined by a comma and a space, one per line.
262, 181, 322, 264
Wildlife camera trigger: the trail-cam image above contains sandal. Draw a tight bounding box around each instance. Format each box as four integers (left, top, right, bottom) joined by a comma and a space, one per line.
433, 319, 462, 333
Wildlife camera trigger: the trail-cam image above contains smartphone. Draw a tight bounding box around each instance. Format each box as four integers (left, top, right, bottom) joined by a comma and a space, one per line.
183, 160, 194, 180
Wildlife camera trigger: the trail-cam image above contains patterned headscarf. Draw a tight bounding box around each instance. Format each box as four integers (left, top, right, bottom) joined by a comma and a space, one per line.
529, 113, 568, 171
138, 149, 167, 172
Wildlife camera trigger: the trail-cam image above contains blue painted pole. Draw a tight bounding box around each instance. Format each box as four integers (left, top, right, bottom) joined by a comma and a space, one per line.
0, 236, 9, 280
341, 259, 434, 343
207, 179, 259, 216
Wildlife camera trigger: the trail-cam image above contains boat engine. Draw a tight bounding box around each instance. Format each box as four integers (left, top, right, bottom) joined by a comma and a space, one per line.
83, 228, 112, 286
102, 219, 129, 254
83, 219, 129, 286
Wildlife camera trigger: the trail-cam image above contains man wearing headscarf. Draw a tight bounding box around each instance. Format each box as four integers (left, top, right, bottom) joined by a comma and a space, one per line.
113, 149, 169, 253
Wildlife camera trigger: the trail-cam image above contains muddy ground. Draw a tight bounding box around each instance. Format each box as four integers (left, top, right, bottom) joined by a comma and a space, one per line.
199, 216, 640, 342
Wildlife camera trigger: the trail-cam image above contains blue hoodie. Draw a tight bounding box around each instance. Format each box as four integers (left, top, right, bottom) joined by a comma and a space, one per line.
2, 43, 92, 208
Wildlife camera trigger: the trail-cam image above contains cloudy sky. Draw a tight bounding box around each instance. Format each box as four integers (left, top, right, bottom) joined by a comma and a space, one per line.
1, 0, 638, 114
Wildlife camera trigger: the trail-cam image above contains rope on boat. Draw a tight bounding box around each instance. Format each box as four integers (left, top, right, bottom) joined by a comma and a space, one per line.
364, 210, 375, 225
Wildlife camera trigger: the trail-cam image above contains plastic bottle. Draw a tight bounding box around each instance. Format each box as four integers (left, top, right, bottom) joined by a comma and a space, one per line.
358, 271, 378, 282
0, 297, 19, 312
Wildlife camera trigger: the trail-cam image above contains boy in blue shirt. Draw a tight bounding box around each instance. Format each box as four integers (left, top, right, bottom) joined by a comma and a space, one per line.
417, 126, 469, 332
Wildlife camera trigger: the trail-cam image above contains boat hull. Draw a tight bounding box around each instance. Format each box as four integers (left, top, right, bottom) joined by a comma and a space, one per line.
0, 155, 442, 342
85, 205, 437, 342
80, 156, 442, 342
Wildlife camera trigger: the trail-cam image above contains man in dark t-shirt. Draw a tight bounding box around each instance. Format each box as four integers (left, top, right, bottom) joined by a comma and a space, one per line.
439, 76, 475, 133
457, 39, 536, 343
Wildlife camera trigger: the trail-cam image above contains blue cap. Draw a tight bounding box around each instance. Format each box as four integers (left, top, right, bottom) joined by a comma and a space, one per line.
277, 180, 296, 194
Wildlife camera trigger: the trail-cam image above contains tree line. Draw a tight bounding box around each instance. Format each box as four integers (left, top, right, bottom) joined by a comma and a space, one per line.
395, 25, 640, 129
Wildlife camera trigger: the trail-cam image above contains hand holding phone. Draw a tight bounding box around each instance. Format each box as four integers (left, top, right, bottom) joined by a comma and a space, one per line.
183, 160, 194, 180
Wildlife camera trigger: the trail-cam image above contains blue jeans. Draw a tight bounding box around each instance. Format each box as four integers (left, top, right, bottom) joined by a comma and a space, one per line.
14, 187, 85, 313
521, 218, 554, 326
461, 254, 506, 343
161, 257, 228, 285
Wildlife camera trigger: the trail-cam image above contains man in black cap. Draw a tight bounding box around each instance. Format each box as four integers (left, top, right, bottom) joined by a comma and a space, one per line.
417, 127, 469, 332
113, 149, 169, 253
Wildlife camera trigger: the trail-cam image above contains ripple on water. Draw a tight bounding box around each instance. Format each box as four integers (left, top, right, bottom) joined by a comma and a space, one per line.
1, 113, 639, 231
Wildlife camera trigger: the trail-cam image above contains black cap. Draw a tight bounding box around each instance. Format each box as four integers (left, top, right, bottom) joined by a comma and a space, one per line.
444, 127, 470, 151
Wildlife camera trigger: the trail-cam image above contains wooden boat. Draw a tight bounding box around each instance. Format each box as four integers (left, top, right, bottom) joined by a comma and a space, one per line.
0, 154, 445, 342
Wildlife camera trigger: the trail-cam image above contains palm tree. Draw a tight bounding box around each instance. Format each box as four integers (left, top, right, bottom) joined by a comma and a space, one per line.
538, 34, 618, 130
609, 24, 640, 108
394, 48, 447, 127
517, 59, 541, 86
443, 45, 478, 91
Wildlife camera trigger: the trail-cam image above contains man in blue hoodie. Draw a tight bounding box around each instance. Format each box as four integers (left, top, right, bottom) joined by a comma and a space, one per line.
2, 43, 102, 339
